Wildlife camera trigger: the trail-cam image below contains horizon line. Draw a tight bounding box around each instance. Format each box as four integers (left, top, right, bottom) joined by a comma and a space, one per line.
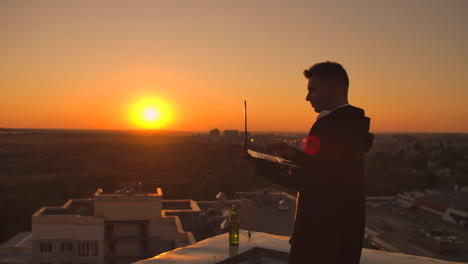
1, 127, 468, 135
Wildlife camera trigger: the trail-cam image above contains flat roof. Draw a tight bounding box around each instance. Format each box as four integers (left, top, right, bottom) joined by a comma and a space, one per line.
424, 190, 468, 212
135, 230, 290, 264
41, 199, 94, 216
0, 232, 31, 248
162, 200, 192, 210
170, 213, 223, 242
195, 201, 218, 211
134, 230, 465, 264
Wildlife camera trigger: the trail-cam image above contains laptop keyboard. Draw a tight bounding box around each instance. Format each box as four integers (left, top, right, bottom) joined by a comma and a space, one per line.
247, 149, 284, 163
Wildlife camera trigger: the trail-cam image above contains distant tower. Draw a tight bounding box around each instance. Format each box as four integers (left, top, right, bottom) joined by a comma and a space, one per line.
210, 129, 220, 143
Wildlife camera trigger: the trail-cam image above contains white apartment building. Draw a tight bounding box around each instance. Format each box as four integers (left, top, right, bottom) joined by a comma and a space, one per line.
32, 187, 196, 264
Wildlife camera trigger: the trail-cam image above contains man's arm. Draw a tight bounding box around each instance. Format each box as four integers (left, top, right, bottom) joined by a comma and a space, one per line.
254, 161, 304, 190
256, 134, 354, 191
253, 142, 308, 190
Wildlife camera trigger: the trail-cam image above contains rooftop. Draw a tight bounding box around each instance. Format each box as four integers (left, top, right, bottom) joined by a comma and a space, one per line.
38, 199, 94, 216
424, 189, 468, 212
36, 187, 165, 217
0, 232, 31, 250
135, 230, 467, 264
162, 200, 194, 210
94, 187, 163, 201
0, 232, 32, 264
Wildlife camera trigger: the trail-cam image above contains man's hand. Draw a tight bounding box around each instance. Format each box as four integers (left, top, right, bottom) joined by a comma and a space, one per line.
265, 142, 296, 160
240, 142, 254, 162
241, 142, 248, 155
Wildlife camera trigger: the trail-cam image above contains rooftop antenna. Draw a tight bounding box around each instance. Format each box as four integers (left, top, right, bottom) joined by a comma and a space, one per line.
244, 100, 252, 239
244, 100, 248, 148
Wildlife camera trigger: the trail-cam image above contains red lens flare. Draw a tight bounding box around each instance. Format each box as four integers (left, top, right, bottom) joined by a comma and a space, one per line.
302, 135, 320, 154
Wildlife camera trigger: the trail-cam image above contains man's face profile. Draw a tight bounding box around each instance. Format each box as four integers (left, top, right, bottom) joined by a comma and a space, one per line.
306, 74, 332, 113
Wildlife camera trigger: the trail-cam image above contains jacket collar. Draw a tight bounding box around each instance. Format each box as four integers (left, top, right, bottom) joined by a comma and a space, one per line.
316, 104, 351, 120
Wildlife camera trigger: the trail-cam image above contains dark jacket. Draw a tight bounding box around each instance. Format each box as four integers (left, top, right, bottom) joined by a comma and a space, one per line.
256, 106, 374, 264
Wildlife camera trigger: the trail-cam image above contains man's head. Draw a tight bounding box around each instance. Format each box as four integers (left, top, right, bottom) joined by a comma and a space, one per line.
304, 61, 349, 113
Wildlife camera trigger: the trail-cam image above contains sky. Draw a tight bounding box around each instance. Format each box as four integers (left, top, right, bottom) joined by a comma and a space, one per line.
1, 0, 467, 133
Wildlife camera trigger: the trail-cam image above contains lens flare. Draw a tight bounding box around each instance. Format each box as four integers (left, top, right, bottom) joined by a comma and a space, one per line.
302, 135, 320, 154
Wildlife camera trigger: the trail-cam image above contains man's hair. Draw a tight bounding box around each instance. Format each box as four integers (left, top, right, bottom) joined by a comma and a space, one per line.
303, 61, 349, 89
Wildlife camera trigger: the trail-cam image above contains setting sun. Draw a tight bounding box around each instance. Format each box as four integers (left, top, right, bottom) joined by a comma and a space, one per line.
144, 108, 159, 121
129, 97, 172, 129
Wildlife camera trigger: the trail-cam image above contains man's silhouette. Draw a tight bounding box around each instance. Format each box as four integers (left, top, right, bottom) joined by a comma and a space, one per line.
256, 62, 373, 264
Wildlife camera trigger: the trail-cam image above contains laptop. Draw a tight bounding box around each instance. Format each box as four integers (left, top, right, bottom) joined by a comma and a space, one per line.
241, 100, 301, 171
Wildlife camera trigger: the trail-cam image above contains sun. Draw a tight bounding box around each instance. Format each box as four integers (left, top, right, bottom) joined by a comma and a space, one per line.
144, 108, 159, 121
129, 97, 172, 129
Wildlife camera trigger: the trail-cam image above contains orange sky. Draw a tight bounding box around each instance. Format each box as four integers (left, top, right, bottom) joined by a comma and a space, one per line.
1, 0, 467, 132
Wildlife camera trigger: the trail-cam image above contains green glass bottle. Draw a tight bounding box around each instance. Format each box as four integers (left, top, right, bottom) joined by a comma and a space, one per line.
229, 204, 239, 246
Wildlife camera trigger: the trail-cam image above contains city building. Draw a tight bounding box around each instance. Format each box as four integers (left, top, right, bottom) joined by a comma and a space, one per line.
410, 228, 465, 255
222, 130, 241, 144
397, 186, 468, 227
0, 232, 32, 264
209, 129, 221, 144
32, 184, 196, 264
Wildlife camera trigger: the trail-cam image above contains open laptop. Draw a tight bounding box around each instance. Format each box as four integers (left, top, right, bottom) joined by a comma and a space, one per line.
241, 100, 301, 171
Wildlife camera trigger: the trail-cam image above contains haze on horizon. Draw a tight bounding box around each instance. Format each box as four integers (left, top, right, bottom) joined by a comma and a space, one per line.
1, 0, 467, 133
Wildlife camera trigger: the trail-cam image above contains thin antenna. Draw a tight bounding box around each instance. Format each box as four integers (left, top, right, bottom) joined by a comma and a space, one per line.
244, 100, 248, 147
243, 100, 253, 239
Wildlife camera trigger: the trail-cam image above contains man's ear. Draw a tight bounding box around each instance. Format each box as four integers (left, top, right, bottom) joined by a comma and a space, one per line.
327, 79, 337, 94
331, 80, 346, 96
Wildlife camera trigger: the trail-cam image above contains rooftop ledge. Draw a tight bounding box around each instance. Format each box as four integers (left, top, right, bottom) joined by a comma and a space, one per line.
135, 230, 466, 264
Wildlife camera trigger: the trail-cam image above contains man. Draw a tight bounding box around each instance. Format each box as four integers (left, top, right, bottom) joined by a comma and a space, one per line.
255, 62, 374, 264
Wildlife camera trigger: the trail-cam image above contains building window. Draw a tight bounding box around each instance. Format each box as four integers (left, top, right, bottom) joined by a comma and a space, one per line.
108, 240, 116, 253
105, 223, 113, 237
163, 240, 175, 251
139, 223, 147, 236
61, 242, 73, 252
140, 240, 147, 252
40, 242, 52, 253
77, 241, 98, 257
170, 240, 175, 250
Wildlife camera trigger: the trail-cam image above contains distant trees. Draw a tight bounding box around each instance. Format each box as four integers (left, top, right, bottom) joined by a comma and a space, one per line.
439, 147, 463, 169
365, 151, 433, 196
